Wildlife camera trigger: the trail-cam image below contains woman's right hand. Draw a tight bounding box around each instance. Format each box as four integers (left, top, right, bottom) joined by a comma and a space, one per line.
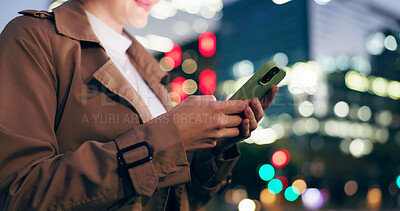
168, 95, 246, 151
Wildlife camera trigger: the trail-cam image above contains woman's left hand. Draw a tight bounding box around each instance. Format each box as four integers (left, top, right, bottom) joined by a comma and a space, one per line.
211, 86, 279, 156
240, 85, 279, 137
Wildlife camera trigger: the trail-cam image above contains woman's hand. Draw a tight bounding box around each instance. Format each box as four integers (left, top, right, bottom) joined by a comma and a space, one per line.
212, 86, 279, 156
169, 95, 246, 151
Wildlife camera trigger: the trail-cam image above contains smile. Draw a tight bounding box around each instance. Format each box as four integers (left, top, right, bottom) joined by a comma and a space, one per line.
135, 0, 152, 12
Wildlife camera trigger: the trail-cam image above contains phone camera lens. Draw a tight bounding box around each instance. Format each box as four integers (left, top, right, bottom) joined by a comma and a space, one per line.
261, 67, 279, 84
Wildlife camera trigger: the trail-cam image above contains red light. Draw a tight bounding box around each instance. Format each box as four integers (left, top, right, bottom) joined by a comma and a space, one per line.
277, 176, 289, 190
271, 149, 290, 168
171, 77, 188, 102
165, 44, 182, 68
199, 69, 216, 95
199, 31, 216, 57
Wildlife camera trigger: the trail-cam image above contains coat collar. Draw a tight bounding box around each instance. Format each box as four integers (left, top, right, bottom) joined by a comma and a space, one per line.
52, 0, 168, 86
53, 0, 99, 43
53, 0, 172, 117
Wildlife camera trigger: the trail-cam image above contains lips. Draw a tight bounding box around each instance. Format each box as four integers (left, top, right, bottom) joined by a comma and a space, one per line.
135, 0, 152, 12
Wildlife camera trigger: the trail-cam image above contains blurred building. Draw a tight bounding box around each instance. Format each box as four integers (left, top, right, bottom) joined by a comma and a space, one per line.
200, 0, 400, 210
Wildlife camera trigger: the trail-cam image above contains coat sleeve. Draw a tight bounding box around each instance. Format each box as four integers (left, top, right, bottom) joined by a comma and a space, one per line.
187, 142, 240, 209
0, 16, 189, 210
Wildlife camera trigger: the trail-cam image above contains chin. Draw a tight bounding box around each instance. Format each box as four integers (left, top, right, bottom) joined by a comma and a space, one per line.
127, 17, 149, 29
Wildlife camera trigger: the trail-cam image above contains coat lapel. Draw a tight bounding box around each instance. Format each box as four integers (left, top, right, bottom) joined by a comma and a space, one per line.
54, 0, 173, 122
92, 59, 154, 123
125, 33, 173, 112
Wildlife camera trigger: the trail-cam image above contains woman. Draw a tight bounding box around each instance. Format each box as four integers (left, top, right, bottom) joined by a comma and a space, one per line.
0, 0, 279, 210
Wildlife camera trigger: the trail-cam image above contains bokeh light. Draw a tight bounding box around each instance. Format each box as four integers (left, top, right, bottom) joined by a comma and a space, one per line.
199, 31, 216, 57
268, 179, 283, 194
396, 175, 400, 189
349, 139, 373, 158
258, 164, 275, 181
173, 21, 190, 36
165, 44, 182, 68
389, 182, 399, 196
345, 71, 369, 92
193, 18, 208, 33
299, 101, 314, 117
233, 60, 254, 79
388, 81, 400, 100
366, 32, 385, 55
271, 149, 290, 168
292, 179, 307, 194
384, 35, 398, 51
284, 186, 300, 202
344, 180, 358, 196
199, 69, 216, 95
277, 176, 289, 190
302, 188, 324, 210
314, 0, 332, 5
371, 77, 388, 97
272, 0, 292, 5
159, 56, 175, 72
367, 187, 382, 209
320, 189, 330, 204
334, 101, 349, 118
251, 128, 278, 145
376, 110, 393, 127
171, 77, 188, 103
273, 52, 289, 66
260, 188, 276, 207
181, 59, 197, 74
357, 106, 371, 122
150, 0, 177, 20
182, 79, 198, 95
238, 199, 256, 211
271, 124, 286, 139
305, 118, 320, 134
225, 187, 248, 204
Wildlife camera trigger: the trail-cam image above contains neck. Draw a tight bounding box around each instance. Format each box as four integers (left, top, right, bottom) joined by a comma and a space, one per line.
82, 1, 123, 34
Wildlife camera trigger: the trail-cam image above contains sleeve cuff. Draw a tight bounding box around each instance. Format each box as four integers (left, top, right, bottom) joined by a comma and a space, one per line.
114, 113, 190, 197
191, 144, 240, 188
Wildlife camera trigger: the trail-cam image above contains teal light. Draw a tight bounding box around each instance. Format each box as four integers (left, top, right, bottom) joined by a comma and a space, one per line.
397, 175, 400, 188
284, 186, 300, 202
259, 164, 275, 181
268, 179, 283, 194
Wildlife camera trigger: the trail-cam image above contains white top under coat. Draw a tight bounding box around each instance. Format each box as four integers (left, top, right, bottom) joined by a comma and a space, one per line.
85, 11, 167, 118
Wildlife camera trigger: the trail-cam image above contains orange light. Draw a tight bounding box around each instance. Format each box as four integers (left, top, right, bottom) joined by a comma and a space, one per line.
271, 149, 290, 168
199, 69, 216, 95
171, 77, 188, 102
199, 31, 216, 57
165, 44, 182, 68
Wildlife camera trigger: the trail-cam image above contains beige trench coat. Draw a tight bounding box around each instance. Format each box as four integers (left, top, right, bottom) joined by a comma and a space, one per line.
0, 0, 239, 210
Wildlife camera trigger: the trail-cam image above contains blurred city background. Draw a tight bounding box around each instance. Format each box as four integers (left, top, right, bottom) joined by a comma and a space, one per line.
1, 0, 400, 210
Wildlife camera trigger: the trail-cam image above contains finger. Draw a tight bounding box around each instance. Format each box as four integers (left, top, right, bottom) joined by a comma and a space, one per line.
189, 95, 217, 106
198, 95, 217, 102
244, 106, 258, 131
261, 86, 279, 110
225, 93, 234, 101
213, 127, 240, 139
197, 139, 217, 149
250, 97, 264, 122
244, 99, 251, 106
216, 100, 246, 114
224, 115, 244, 127
240, 118, 250, 138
